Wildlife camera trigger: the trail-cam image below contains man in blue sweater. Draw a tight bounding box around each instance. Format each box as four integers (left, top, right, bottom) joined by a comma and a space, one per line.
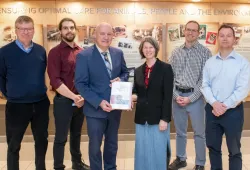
0, 16, 50, 170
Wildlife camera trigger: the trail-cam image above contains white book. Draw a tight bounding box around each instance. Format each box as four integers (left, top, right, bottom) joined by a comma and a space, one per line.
110, 82, 133, 110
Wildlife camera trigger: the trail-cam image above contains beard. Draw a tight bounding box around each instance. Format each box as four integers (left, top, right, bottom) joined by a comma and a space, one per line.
62, 33, 76, 42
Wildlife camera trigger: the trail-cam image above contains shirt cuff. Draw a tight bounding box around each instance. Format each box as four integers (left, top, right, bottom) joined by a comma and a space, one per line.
189, 93, 201, 103
51, 80, 63, 90
161, 117, 171, 123
189, 95, 197, 103
95, 98, 104, 110
223, 100, 236, 109
208, 98, 217, 106
173, 91, 178, 100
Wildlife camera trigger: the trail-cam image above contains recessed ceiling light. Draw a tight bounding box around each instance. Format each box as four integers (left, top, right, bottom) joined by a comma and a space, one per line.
192, 0, 201, 2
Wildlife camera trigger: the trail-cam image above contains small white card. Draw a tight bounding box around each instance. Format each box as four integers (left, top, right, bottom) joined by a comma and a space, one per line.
110, 82, 133, 110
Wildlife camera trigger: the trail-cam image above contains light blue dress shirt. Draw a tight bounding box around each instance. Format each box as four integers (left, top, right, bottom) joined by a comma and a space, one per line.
15, 39, 33, 53
201, 50, 250, 109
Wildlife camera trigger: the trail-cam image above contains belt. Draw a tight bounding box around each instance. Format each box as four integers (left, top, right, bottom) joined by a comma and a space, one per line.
176, 86, 194, 93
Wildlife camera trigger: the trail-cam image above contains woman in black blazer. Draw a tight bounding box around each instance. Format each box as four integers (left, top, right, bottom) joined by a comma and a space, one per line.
132, 37, 174, 170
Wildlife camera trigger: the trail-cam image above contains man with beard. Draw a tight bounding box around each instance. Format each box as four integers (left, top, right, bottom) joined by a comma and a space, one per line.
47, 18, 89, 170
168, 20, 212, 170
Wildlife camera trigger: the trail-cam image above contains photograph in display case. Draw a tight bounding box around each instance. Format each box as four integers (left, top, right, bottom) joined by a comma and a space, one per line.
47, 25, 61, 42
84, 38, 89, 45
199, 25, 207, 40
88, 26, 96, 44
180, 24, 185, 37
2, 26, 16, 43
151, 25, 161, 41
76, 26, 89, 49
244, 26, 250, 33
117, 40, 133, 49
206, 32, 217, 45
113, 25, 127, 38
168, 26, 180, 42
132, 24, 162, 42
46, 25, 61, 51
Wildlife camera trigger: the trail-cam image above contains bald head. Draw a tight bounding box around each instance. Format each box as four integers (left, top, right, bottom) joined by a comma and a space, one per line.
95, 22, 113, 51
96, 22, 112, 33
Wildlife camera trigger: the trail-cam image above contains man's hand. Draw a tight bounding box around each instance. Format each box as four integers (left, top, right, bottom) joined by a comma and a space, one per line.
180, 97, 190, 106
176, 96, 190, 107
99, 100, 112, 112
159, 120, 168, 131
176, 96, 183, 104
74, 97, 84, 108
72, 95, 82, 104
212, 101, 227, 117
110, 77, 121, 87
72, 95, 84, 108
212, 110, 220, 117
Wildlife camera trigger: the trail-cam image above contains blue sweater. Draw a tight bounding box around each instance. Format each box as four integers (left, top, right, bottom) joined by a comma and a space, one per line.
0, 41, 47, 103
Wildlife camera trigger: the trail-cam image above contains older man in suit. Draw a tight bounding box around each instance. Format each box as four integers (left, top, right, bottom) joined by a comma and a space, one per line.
75, 22, 129, 170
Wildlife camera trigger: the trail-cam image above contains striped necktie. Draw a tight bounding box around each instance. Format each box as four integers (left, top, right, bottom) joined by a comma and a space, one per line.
101, 52, 112, 77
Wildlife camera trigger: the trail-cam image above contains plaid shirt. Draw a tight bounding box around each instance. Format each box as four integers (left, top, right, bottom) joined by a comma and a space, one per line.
169, 41, 212, 102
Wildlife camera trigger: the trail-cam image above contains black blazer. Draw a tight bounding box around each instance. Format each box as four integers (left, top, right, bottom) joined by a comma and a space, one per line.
133, 59, 174, 125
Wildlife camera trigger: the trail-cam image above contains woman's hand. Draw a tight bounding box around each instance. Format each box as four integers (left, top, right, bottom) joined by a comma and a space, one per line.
159, 120, 168, 131
131, 94, 138, 109
131, 101, 135, 109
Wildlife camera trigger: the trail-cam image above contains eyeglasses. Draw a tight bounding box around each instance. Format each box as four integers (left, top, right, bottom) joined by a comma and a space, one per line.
16, 27, 34, 33
185, 28, 198, 33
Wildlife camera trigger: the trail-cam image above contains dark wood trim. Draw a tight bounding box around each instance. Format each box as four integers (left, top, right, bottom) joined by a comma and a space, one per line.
0, 102, 249, 135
